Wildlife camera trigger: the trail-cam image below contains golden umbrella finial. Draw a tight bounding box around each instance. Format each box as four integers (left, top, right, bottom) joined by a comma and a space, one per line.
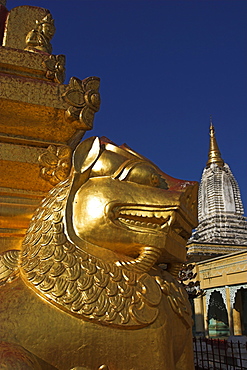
206, 116, 224, 167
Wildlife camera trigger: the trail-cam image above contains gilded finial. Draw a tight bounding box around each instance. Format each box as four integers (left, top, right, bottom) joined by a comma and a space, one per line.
206, 116, 224, 167
209, 114, 213, 127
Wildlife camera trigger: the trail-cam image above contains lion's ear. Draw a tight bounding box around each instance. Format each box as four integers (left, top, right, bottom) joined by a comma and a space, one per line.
73, 136, 101, 174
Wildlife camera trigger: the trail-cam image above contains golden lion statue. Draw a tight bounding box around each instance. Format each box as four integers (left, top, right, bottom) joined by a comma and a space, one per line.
0, 137, 197, 370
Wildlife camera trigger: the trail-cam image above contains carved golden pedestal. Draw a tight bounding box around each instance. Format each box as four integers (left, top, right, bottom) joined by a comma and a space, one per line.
0, 4, 100, 254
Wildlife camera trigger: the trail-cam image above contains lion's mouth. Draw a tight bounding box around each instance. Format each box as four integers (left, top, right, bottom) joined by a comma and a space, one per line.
117, 210, 170, 231
112, 207, 171, 231
110, 205, 191, 242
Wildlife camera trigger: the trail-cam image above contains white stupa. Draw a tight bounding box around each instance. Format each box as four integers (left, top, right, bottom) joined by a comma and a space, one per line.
187, 120, 247, 261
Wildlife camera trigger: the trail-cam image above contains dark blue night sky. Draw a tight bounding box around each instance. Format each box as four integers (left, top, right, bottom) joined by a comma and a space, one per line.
8, 0, 247, 212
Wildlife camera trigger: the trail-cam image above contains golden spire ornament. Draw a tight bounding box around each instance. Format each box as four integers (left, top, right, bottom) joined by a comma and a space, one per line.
206, 116, 224, 167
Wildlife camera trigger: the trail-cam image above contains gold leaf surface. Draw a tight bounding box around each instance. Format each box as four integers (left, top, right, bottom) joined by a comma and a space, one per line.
20, 177, 162, 328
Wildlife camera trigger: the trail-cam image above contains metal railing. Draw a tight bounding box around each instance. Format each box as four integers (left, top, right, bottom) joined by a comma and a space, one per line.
193, 337, 247, 370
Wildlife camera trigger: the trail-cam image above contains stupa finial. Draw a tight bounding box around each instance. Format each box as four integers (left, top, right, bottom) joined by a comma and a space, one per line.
206, 116, 224, 167
209, 114, 213, 128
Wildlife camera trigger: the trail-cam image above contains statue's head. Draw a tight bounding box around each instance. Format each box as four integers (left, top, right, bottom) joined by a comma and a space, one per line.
20, 136, 197, 326
65, 137, 198, 272
36, 14, 55, 39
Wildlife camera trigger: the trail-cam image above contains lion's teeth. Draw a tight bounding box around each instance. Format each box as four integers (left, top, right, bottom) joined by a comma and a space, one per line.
154, 212, 166, 219
117, 209, 172, 230
154, 212, 162, 219
118, 217, 164, 230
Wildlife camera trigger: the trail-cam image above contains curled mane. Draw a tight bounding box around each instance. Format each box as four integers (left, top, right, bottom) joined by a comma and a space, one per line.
20, 177, 162, 328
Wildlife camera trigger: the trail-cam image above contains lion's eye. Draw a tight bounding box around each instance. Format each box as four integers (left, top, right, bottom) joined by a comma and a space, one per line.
151, 173, 160, 187
125, 164, 168, 189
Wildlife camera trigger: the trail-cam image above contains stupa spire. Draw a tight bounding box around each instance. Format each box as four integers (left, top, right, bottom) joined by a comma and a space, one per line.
187, 117, 247, 259
206, 117, 224, 167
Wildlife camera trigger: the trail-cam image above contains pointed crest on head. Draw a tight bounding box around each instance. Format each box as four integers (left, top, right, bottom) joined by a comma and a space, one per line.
73, 136, 101, 174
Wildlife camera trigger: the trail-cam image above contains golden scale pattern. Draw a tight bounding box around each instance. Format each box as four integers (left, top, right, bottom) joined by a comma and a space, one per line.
20, 177, 162, 328
0, 175, 193, 329
0, 250, 19, 285
155, 276, 193, 329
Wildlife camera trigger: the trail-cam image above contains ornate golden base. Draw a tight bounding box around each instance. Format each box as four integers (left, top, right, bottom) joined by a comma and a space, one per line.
0, 272, 194, 370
